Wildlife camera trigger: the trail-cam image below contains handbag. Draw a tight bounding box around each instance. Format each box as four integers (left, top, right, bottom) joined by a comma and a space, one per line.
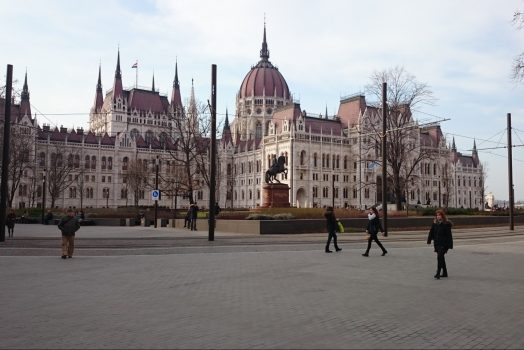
337, 220, 345, 233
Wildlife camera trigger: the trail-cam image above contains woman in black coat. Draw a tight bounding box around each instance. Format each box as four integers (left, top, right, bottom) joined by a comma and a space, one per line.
362, 206, 387, 257
6, 210, 16, 238
324, 206, 342, 253
427, 209, 453, 279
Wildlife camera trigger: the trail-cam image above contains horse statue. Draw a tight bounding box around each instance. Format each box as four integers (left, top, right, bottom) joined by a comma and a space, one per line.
265, 155, 287, 183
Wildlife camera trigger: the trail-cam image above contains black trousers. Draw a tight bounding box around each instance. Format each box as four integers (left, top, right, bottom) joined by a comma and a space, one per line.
325, 230, 340, 251
436, 246, 448, 275
365, 234, 386, 253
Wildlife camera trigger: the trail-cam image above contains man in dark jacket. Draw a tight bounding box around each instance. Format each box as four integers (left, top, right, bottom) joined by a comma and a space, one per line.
190, 203, 199, 231
58, 209, 81, 259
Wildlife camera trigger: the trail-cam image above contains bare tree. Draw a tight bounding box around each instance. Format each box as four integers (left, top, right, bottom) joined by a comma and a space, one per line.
6, 124, 34, 208
512, 10, 524, 82
163, 102, 209, 205
125, 158, 148, 207
46, 145, 78, 208
365, 66, 437, 210
75, 167, 86, 211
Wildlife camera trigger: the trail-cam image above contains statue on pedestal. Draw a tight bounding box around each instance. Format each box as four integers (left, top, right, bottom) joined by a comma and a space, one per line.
265, 155, 287, 184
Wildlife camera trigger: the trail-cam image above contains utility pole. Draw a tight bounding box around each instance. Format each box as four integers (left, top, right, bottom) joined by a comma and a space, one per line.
208, 64, 217, 241
41, 169, 47, 224
381, 82, 388, 236
0, 64, 13, 242
507, 113, 514, 231
154, 155, 159, 228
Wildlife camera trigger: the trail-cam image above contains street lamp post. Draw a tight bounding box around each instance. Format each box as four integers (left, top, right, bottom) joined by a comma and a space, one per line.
104, 188, 109, 208
41, 169, 47, 224
154, 155, 159, 228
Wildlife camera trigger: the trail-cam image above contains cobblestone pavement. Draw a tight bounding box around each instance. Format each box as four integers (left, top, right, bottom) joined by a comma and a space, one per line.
1, 224, 524, 349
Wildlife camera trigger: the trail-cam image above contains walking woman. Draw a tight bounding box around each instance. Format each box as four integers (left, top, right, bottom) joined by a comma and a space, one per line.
6, 209, 16, 238
324, 206, 342, 253
427, 209, 453, 279
362, 207, 387, 257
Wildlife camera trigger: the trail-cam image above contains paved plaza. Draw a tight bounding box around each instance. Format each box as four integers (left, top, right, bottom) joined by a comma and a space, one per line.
1, 224, 524, 349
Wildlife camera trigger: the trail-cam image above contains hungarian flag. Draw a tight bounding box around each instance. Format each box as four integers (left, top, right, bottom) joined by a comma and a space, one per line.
131, 61, 138, 68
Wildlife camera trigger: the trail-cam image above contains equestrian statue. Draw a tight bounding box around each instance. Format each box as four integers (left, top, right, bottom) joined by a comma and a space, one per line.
265, 155, 288, 184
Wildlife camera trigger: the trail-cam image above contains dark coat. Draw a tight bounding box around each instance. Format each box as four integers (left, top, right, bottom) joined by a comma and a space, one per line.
190, 205, 199, 219
6, 213, 16, 228
58, 215, 81, 236
427, 221, 453, 252
366, 216, 383, 236
324, 210, 338, 233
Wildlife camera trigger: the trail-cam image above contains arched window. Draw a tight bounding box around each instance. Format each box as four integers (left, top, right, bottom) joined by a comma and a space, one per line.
255, 122, 262, 139
101, 157, 107, 170
74, 155, 80, 168
300, 150, 306, 166
85, 155, 90, 169
313, 153, 318, 168
67, 154, 74, 168
145, 130, 154, 145
91, 156, 96, 170
159, 132, 168, 147
108, 157, 113, 170
39, 152, 46, 167
122, 157, 129, 171
130, 129, 140, 140
344, 156, 348, 169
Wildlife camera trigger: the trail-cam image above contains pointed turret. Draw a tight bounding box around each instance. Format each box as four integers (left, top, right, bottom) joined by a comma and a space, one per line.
188, 79, 198, 130
170, 60, 184, 116
450, 137, 459, 164
93, 64, 104, 113
222, 108, 233, 146
112, 49, 123, 101
224, 109, 230, 130
19, 70, 31, 117
260, 23, 270, 62
152, 74, 155, 92
472, 139, 479, 166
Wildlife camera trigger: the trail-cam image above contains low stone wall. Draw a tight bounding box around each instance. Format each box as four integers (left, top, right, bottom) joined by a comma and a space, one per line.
87, 215, 523, 234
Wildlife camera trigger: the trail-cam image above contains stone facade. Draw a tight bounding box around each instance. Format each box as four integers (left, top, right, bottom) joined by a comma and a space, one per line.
2, 27, 484, 211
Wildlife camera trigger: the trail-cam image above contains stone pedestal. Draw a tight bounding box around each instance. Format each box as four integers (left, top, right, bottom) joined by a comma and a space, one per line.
261, 183, 290, 208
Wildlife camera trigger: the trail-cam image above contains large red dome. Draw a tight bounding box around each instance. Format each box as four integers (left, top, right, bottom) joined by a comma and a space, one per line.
238, 26, 290, 100
239, 62, 290, 99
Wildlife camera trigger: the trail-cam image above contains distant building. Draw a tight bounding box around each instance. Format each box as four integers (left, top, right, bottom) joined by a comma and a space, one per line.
485, 192, 495, 209
2, 25, 484, 211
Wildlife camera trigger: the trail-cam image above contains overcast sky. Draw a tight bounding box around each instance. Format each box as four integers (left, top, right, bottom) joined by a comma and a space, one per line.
1, 0, 523, 202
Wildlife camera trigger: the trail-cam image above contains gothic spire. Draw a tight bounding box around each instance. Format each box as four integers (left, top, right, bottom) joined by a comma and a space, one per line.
113, 48, 123, 100
20, 70, 31, 117
260, 22, 270, 61
97, 64, 102, 92
171, 60, 184, 115
115, 49, 121, 80
174, 59, 180, 89
452, 137, 456, 152
152, 74, 155, 92
93, 63, 104, 113
224, 108, 230, 129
